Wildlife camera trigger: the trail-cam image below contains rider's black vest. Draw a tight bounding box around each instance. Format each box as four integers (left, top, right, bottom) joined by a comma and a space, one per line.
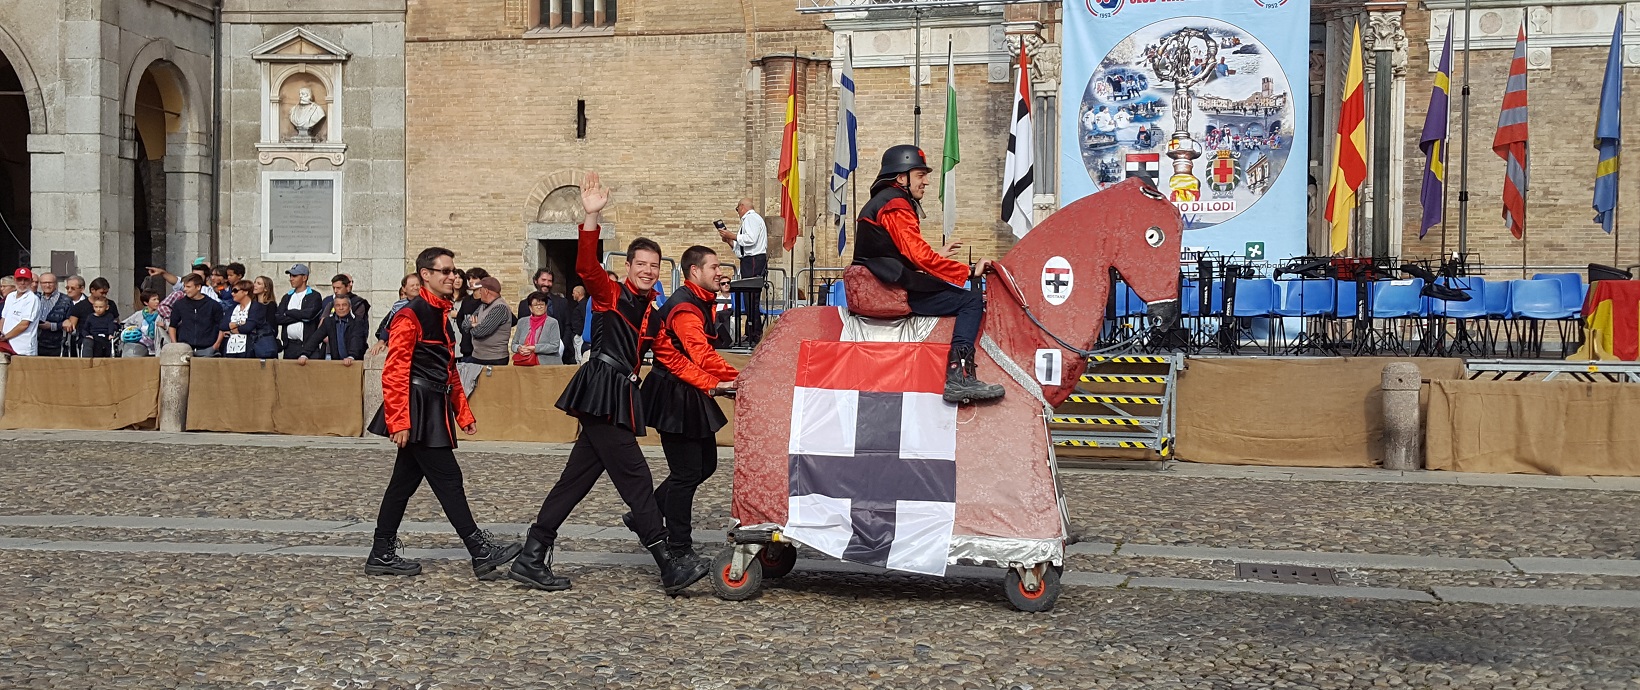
852, 184, 950, 294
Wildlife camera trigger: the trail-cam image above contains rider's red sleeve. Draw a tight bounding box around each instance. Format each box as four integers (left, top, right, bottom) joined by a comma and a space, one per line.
577, 224, 619, 310
879, 199, 969, 286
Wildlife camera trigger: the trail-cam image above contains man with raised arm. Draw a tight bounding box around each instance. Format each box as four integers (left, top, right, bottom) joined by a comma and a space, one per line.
509, 172, 710, 595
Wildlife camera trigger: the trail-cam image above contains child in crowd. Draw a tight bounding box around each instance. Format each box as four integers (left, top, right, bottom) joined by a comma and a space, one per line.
81, 297, 122, 358
120, 291, 168, 357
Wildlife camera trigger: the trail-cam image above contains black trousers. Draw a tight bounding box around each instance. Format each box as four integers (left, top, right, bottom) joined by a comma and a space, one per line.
740, 253, 767, 342
652, 432, 718, 545
530, 417, 665, 545
373, 443, 480, 541
907, 284, 985, 350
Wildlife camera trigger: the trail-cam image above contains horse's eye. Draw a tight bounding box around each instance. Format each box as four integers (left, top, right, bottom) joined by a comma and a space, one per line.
1140, 185, 1166, 201
1145, 226, 1165, 248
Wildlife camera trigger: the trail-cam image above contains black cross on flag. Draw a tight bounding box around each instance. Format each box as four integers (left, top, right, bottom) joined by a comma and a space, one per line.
785, 340, 958, 576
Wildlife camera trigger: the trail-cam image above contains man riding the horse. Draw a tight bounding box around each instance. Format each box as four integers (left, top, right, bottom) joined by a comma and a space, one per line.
852, 144, 1005, 404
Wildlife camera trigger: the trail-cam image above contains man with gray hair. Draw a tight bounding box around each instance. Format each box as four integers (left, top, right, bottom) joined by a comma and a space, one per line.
33, 272, 73, 357
717, 198, 767, 346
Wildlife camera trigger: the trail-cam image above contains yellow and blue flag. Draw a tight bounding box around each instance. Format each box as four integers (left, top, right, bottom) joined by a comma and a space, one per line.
1418, 23, 1452, 237
1593, 10, 1623, 234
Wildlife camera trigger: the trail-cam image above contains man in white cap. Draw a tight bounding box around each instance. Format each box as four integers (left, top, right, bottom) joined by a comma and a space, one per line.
274, 263, 323, 359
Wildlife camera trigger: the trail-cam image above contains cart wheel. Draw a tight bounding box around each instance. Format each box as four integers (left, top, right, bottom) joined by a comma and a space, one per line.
757, 544, 798, 578
711, 547, 764, 601
1004, 565, 1062, 612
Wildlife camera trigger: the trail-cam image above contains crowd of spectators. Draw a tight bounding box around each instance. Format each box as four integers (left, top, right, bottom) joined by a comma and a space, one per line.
0, 259, 602, 368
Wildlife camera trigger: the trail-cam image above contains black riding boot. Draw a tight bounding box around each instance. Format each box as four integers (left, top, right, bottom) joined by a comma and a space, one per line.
364, 536, 421, 576
649, 540, 708, 595
463, 529, 523, 581
668, 541, 700, 563
942, 344, 1005, 404
507, 535, 571, 591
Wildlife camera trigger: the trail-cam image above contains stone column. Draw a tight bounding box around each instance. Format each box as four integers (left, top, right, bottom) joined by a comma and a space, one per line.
362, 349, 387, 436
1363, 2, 1408, 255
0, 353, 9, 422
1381, 361, 1422, 471
158, 343, 193, 432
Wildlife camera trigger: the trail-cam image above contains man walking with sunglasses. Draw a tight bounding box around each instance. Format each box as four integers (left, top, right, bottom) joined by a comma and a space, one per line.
364, 246, 521, 581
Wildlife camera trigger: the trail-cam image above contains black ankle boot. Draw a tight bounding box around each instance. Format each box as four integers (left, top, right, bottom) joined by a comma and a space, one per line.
648, 540, 708, 595
668, 541, 699, 563
364, 536, 421, 576
942, 345, 1005, 404
463, 529, 523, 581
507, 535, 571, 591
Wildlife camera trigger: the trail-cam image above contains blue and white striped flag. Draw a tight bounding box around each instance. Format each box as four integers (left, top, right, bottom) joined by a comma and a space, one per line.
829, 38, 858, 254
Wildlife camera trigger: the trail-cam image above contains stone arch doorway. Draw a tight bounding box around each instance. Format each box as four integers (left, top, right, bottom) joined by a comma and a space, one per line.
522, 170, 614, 296
123, 53, 205, 294
0, 48, 30, 271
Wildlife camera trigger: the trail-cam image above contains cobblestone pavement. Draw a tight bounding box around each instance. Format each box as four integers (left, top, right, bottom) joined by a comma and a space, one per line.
2, 549, 1639, 690
4, 440, 1640, 688
4, 441, 1639, 560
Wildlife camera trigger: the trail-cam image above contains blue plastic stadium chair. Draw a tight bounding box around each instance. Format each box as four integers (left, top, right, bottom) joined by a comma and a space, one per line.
1332, 280, 1360, 318
1430, 277, 1487, 319
1112, 282, 1143, 317
1484, 279, 1513, 319
828, 280, 847, 309
1180, 280, 1201, 317
1274, 279, 1334, 317
1370, 279, 1426, 318
1511, 279, 1577, 320
1231, 278, 1277, 317
1532, 273, 1585, 313
1207, 279, 1228, 316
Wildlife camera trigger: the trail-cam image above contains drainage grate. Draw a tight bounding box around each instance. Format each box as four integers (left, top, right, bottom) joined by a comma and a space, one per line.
1235, 563, 1338, 585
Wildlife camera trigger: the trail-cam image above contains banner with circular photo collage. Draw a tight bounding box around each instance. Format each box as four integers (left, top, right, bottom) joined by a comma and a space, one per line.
1061, 0, 1310, 261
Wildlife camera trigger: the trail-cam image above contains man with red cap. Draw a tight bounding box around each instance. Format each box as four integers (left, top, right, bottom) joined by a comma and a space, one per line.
852, 145, 1004, 404
0, 268, 40, 356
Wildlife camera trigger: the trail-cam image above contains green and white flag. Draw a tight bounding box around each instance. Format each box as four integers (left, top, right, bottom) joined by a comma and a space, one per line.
940, 41, 959, 244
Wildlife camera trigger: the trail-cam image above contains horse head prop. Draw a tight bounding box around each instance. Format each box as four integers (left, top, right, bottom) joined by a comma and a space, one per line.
983, 176, 1184, 406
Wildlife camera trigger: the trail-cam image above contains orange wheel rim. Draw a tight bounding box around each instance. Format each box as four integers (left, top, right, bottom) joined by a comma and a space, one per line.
1017, 578, 1046, 600
722, 563, 746, 586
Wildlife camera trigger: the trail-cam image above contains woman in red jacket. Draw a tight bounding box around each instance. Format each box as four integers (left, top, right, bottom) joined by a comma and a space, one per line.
640, 245, 738, 562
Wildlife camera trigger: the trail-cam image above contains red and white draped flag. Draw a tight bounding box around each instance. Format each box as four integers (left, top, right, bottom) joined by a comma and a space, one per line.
785, 340, 958, 576
1493, 21, 1529, 239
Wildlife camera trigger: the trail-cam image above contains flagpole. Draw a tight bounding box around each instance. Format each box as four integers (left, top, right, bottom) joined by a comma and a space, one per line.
913, 8, 923, 147
1457, 0, 1472, 258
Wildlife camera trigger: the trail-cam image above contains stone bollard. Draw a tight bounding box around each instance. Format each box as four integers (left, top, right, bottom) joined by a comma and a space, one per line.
158, 343, 193, 432
0, 353, 9, 422
1381, 361, 1423, 471
362, 349, 387, 436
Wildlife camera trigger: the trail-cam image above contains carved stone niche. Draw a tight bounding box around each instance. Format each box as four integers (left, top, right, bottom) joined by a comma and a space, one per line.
252, 28, 349, 171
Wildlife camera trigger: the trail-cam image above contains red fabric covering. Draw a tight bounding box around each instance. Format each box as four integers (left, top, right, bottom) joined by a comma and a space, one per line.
795, 341, 946, 393
842, 265, 912, 318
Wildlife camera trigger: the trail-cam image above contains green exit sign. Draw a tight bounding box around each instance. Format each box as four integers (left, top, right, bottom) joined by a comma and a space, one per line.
1245, 242, 1265, 260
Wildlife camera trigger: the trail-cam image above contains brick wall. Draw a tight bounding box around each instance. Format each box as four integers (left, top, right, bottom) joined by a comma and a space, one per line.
1399, 6, 1640, 275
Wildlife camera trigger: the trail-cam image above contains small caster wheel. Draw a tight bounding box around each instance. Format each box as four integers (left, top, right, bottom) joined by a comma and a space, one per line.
711, 547, 764, 601
757, 543, 797, 578
1004, 565, 1061, 612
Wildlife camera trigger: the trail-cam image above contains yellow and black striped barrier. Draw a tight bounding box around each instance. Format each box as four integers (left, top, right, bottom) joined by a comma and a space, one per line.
1079, 374, 1168, 384
1065, 394, 1163, 405
1087, 355, 1170, 364
1049, 416, 1152, 426
1053, 439, 1151, 449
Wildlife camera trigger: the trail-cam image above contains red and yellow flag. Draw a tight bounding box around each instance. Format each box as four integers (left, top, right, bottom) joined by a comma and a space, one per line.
779, 59, 801, 252
1325, 21, 1367, 255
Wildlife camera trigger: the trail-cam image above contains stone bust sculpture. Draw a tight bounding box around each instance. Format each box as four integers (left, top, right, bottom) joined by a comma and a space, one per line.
288, 87, 326, 142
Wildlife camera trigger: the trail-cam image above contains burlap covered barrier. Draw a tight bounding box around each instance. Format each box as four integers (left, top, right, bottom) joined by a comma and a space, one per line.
1426, 379, 1640, 476
0, 356, 159, 430
464, 352, 751, 446
1175, 357, 1465, 467
186, 358, 364, 437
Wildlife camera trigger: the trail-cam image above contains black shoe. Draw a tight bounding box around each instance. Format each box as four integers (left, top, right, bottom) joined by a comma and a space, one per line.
463, 529, 523, 581
364, 536, 421, 577
942, 345, 1005, 404
620, 511, 636, 534
507, 535, 571, 591
648, 540, 708, 595
668, 541, 700, 563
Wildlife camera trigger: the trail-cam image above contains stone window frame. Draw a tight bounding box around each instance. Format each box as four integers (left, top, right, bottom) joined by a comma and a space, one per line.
260, 170, 345, 263
525, 0, 617, 37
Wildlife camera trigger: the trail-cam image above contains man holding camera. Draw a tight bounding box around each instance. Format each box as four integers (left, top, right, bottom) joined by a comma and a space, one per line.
717, 199, 767, 346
